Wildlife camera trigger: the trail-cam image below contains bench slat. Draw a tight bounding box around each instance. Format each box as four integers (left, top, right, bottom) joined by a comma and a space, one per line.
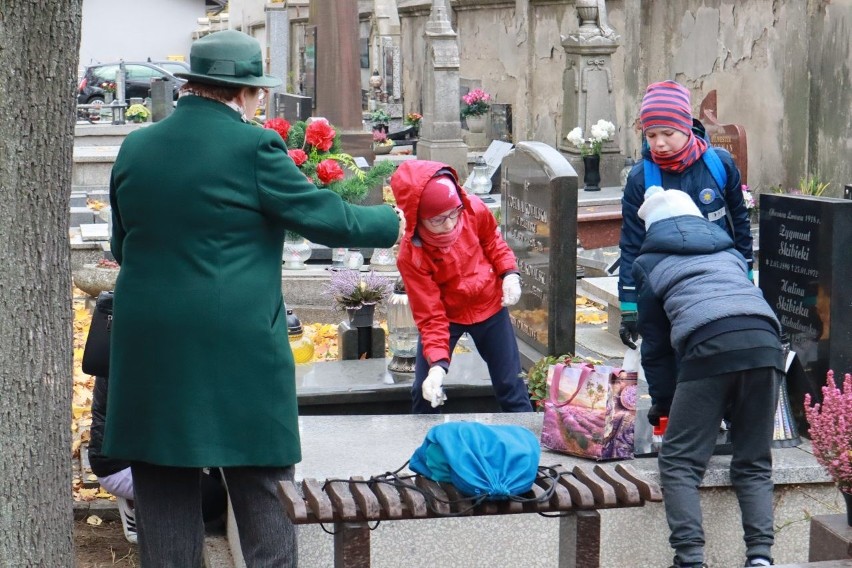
350, 476, 382, 520
553, 465, 595, 508
397, 482, 429, 518
495, 498, 525, 515
439, 482, 475, 516
415, 476, 451, 515
615, 463, 663, 502
370, 479, 404, 519
593, 464, 641, 506
303, 478, 335, 522
277, 481, 309, 523
572, 465, 617, 506
521, 483, 550, 513
535, 473, 573, 511
325, 480, 359, 521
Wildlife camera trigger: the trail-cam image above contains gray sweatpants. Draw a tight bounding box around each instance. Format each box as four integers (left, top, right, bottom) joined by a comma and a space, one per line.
131, 461, 297, 568
659, 367, 781, 566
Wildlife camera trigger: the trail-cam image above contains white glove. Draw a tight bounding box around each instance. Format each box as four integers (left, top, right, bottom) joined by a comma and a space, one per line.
422, 366, 447, 408
502, 273, 521, 306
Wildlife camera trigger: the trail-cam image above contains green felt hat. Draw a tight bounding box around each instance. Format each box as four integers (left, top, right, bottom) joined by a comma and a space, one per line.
175, 30, 282, 88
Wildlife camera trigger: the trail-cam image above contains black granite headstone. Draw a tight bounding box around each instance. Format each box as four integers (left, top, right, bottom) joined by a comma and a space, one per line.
274, 93, 313, 123
502, 142, 579, 368
759, 194, 852, 406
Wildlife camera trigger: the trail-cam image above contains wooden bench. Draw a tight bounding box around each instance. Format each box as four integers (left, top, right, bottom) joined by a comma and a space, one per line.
278, 462, 661, 568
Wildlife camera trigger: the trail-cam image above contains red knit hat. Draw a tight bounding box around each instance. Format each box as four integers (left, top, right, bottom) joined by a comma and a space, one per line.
640, 80, 693, 134
419, 175, 462, 219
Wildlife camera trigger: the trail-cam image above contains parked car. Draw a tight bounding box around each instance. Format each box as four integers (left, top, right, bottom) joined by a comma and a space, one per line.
77, 62, 185, 105
150, 60, 190, 76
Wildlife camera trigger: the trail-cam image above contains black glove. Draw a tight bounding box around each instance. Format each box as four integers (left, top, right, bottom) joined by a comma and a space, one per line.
619, 311, 639, 349
647, 404, 670, 427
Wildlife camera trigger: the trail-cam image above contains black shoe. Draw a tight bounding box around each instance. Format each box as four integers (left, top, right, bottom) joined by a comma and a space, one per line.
669, 557, 708, 568
744, 557, 773, 566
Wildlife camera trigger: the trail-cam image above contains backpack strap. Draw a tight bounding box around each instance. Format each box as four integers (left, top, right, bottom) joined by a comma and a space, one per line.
643, 159, 662, 189
701, 148, 727, 192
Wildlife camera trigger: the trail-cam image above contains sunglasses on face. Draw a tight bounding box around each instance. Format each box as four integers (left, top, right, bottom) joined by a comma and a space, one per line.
425, 206, 463, 227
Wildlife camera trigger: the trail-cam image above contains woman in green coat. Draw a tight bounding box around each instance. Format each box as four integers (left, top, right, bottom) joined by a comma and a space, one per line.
103, 30, 403, 567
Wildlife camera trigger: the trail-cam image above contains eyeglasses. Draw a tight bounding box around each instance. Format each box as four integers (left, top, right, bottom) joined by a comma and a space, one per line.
425, 206, 463, 227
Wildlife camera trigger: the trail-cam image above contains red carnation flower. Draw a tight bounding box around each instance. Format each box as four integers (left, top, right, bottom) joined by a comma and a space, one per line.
316, 159, 345, 185
264, 117, 291, 141
288, 149, 308, 166
305, 120, 336, 152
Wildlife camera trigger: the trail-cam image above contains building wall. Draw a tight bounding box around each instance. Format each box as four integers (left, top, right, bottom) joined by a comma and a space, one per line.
79, 0, 205, 75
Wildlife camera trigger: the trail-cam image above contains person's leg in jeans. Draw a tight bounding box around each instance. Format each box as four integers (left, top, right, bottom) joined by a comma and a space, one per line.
729, 367, 780, 562
223, 465, 298, 568
468, 308, 532, 412
658, 376, 732, 566
411, 326, 464, 414
130, 461, 205, 568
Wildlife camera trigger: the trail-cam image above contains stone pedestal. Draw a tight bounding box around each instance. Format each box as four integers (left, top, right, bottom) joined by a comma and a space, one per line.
265, 3, 289, 98
461, 131, 488, 151
559, 18, 624, 188
809, 514, 852, 562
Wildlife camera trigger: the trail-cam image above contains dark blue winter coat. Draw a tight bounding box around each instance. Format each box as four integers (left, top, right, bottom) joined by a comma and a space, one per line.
631, 215, 780, 406
618, 144, 752, 311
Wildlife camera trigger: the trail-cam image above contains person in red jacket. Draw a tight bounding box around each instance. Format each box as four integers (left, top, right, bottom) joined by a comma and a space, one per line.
390, 160, 533, 413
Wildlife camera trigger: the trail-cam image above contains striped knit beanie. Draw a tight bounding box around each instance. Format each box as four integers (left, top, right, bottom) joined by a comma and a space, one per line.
640, 81, 693, 134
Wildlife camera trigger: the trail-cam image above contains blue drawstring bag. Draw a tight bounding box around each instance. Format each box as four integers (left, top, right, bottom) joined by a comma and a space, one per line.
409, 422, 541, 499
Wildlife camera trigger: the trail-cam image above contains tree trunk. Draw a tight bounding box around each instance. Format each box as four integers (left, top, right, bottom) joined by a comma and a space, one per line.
0, 1, 82, 565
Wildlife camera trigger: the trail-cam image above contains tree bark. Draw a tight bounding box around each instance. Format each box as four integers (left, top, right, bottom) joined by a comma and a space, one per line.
0, 1, 82, 565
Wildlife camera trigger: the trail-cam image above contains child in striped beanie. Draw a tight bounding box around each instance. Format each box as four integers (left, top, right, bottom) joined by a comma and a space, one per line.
640, 80, 708, 173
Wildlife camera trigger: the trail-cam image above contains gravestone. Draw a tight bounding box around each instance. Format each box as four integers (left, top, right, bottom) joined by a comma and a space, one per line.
759, 194, 852, 410
699, 90, 749, 184
302, 25, 317, 110
274, 93, 312, 123
150, 78, 174, 122
488, 103, 512, 143
501, 142, 579, 368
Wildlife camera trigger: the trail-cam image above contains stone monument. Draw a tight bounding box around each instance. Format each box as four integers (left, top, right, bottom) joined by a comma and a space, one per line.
699, 90, 749, 184
558, 0, 623, 188
416, 0, 468, 176
265, 3, 289, 106
369, 0, 403, 120
502, 142, 579, 368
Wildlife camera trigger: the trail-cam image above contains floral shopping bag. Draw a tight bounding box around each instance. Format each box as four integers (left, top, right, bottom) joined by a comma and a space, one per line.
540, 362, 636, 460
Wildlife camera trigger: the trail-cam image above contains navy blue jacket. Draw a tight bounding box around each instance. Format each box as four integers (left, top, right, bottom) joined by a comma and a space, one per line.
618, 144, 752, 310
632, 215, 780, 406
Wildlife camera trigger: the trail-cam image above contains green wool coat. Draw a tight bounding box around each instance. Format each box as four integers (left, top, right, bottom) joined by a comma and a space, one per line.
103, 96, 398, 467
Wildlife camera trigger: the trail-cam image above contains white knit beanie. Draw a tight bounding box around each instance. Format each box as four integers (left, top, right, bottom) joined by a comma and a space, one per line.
638, 187, 703, 227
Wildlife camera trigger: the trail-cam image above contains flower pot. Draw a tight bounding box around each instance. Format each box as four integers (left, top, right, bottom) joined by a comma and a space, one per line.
465, 114, 487, 134
346, 303, 376, 328
582, 154, 602, 191
372, 143, 393, 155
72, 264, 119, 298
844, 490, 852, 526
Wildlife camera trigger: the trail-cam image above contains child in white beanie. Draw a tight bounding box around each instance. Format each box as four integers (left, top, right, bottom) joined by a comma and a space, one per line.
633, 188, 783, 568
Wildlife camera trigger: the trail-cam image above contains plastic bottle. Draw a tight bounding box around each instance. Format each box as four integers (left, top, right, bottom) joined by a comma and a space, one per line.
651, 416, 668, 454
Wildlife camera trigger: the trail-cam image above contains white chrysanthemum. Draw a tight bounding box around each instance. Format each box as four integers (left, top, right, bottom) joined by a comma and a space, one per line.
566, 127, 585, 147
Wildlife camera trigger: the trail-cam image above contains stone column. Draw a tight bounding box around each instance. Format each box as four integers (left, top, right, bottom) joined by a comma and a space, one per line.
559, 0, 624, 188
309, 0, 373, 161
265, 3, 289, 100
417, 0, 468, 177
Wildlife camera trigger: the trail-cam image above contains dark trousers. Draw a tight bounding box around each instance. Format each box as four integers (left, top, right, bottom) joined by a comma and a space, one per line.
131, 462, 297, 568
412, 307, 533, 414
659, 367, 781, 565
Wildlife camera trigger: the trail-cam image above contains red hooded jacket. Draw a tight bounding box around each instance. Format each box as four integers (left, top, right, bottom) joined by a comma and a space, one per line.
390, 160, 518, 366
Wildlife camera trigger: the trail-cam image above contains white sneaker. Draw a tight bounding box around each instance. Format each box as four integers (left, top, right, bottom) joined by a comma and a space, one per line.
117, 497, 138, 544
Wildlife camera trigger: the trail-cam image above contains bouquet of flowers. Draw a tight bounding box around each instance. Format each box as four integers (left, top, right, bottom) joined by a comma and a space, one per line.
263, 117, 396, 203
566, 119, 616, 157
461, 89, 491, 118
805, 371, 852, 495
125, 104, 150, 123
325, 269, 394, 311
404, 112, 422, 128
100, 81, 116, 95
372, 130, 394, 147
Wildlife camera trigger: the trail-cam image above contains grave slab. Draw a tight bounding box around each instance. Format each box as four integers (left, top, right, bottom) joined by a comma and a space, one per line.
79, 223, 110, 242
70, 207, 95, 227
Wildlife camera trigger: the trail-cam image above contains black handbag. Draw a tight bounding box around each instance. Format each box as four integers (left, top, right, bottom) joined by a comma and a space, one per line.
82, 291, 114, 377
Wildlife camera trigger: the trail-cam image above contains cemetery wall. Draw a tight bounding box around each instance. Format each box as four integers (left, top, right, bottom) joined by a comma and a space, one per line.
390, 0, 851, 197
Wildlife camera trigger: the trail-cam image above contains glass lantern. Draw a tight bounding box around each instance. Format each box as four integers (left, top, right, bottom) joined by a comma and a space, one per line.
370, 246, 397, 272
283, 233, 312, 270
343, 248, 365, 270
468, 156, 492, 196
387, 278, 418, 377
287, 309, 314, 364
